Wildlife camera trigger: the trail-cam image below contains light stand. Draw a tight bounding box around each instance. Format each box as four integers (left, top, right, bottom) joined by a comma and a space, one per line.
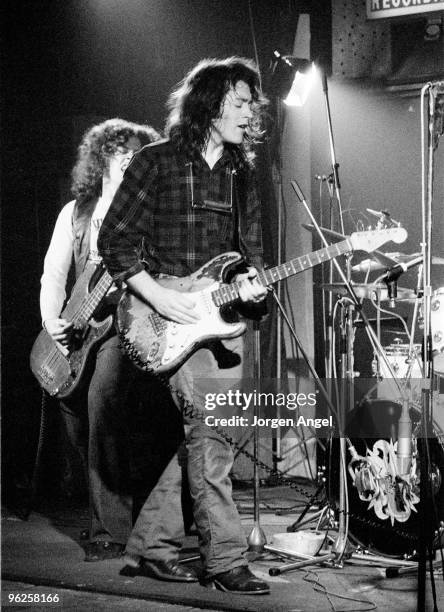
321, 70, 345, 383
270, 51, 317, 474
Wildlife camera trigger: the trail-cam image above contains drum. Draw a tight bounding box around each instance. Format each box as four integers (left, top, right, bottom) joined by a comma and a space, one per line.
339, 400, 444, 556
378, 341, 422, 377
431, 288, 444, 375
377, 341, 423, 401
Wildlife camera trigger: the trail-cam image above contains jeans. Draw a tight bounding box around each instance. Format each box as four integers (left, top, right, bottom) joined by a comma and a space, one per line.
60, 334, 135, 544
125, 336, 248, 578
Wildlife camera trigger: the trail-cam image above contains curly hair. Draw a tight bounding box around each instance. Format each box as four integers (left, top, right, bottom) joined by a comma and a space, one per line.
71, 118, 160, 201
165, 57, 268, 165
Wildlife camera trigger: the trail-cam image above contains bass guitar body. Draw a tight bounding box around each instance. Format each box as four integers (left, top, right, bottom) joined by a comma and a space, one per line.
30, 264, 114, 398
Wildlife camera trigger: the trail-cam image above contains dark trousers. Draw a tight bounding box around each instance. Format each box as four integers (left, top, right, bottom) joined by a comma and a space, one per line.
126, 337, 248, 578
60, 334, 134, 544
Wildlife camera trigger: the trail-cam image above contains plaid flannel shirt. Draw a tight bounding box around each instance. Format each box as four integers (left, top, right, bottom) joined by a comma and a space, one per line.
98, 139, 263, 281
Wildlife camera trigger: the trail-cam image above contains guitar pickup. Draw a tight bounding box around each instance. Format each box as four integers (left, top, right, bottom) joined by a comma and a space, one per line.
39, 366, 55, 385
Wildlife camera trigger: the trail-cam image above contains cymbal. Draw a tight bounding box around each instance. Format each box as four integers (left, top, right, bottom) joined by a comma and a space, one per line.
320, 283, 417, 301
352, 253, 444, 272
352, 252, 404, 272
409, 253, 444, 265
301, 225, 404, 269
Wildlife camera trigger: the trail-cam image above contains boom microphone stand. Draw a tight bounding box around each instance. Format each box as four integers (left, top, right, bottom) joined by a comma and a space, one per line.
318, 71, 352, 559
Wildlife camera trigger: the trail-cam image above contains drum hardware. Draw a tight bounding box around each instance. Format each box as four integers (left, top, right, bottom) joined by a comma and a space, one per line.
320, 282, 416, 302
341, 398, 444, 556
431, 288, 444, 375
293, 181, 412, 570
325, 228, 442, 559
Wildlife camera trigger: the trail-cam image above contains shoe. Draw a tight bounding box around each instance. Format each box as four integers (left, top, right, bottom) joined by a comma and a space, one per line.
120, 559, 198, 583
208, 566, 270, 595
84, 541, 125, 562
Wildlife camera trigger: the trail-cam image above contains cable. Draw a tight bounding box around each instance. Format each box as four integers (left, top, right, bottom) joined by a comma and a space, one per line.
301, 569, 377, 612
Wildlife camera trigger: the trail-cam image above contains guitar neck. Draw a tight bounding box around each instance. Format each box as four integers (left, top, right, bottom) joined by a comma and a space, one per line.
71, 269, 114, 328
212, 238, 352, 307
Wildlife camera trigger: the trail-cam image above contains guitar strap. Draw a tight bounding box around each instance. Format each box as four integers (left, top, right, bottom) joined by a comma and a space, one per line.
72, 197, 98, 278
231, 166, 248, 271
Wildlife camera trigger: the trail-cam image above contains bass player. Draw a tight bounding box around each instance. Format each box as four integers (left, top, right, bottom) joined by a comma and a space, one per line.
40, 118, 159, 561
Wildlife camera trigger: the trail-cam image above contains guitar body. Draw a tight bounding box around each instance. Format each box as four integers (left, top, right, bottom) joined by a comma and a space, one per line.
117, 252, 247, 373
30, 263, 114, 398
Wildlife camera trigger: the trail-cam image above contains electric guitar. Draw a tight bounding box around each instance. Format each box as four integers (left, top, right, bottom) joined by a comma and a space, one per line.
117, 227, 407, 375
30, 263, 114, 398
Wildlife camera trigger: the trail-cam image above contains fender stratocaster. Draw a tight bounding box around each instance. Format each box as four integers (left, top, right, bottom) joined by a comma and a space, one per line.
117, 228, 407, 375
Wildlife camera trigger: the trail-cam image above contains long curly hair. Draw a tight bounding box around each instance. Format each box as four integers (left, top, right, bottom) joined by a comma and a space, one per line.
71, 118, 160, 201
165, 57, 268, 165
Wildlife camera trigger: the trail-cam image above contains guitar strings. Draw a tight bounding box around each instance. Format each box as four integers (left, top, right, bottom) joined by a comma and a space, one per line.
41, 272, 113, 375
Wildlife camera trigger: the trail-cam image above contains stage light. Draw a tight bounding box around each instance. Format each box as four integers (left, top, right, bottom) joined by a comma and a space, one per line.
283, 62, 317, 107
272, 51, 317, 107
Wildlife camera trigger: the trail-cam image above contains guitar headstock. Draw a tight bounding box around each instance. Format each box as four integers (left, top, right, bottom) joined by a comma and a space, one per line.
349, 227, 408, 253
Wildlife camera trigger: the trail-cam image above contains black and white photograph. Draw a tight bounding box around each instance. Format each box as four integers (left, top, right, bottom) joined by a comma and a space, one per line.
2, 1, 444, 610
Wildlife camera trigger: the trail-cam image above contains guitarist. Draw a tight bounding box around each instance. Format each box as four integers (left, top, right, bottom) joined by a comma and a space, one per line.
40, 119, 160, 561
98, 59, 270, 594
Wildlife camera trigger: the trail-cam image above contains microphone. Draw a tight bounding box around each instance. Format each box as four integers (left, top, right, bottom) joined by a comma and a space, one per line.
397, 400, 412, 477
382, 256, 422, 307
383, 255, 423, 283
366, 207, 391, 219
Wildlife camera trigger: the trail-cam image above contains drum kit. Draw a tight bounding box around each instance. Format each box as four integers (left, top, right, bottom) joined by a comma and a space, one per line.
321, 247, 444, 556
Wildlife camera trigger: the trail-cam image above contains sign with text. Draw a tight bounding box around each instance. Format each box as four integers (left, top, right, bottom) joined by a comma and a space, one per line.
367, 0, 444, 20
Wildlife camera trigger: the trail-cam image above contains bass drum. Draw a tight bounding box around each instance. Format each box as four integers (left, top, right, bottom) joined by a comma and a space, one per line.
330, 399, 444, 556
431, 288, 444, 375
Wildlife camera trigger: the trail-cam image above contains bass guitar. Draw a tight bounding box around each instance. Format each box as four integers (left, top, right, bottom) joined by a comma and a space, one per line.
117, 227, 407, 375
30, 263, 114, 398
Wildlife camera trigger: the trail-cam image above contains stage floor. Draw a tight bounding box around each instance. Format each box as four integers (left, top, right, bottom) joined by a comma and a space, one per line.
2, 486, 442, 612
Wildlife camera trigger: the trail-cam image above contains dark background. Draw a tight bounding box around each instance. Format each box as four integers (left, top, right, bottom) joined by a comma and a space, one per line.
2, 0, 443, 507
1, 0, 330, 508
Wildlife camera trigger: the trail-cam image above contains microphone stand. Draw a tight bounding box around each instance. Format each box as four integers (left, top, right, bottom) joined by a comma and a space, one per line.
416, 81, 442, 612
318, 71, 350, 558
322, 70, 345, 383
247, 321, 267, 553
